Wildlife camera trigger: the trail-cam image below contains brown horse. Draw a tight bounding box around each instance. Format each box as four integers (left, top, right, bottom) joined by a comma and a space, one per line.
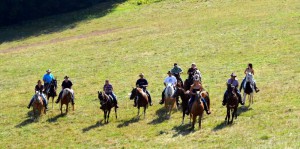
174, 87, 190, 124
98, 91, 117, 123
164, 84, 177, 118
130, 87, 148, 118
225, 85, 239, 124
45, 79, 57, 109
32, 92, 46, 119
190, 91, 205, 130
60, 88, 74, 115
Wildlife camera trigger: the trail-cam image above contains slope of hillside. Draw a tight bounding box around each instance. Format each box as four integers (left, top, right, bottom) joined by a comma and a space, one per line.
0, 0, 299, 148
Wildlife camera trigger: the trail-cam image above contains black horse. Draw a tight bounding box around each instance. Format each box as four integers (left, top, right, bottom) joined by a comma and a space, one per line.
44, 79, 57, 109
98, 91, 117, 123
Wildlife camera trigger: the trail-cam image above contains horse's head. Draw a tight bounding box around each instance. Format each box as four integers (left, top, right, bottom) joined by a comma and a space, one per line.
33, 91, 42, 103
51, 79, 57, 89
165, 83, 175, 98
129, 87, 137, 99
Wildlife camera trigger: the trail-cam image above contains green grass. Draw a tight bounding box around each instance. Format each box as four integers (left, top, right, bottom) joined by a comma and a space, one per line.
0, 0, 299, 148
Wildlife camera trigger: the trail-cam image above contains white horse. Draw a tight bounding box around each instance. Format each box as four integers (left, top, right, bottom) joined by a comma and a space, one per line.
164, 83, 177, 118
242, 73, 254, 106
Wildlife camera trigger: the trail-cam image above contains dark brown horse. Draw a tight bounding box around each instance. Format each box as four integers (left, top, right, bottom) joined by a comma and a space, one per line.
60, 88, 74, 115
45, 79, 57, 109
130, 87, 148, 118
225, 85, 239, 124
190, 91, 205, 130
174, 87, 190, 124
98, 91, 117, 123
32, 92, 46, 119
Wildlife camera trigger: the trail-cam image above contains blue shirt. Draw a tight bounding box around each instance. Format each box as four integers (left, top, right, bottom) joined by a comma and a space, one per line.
43, 74, 54, 84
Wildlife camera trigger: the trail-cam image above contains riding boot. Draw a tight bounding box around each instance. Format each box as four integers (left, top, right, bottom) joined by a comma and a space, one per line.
148, 96, 153, 106
202, 99, 211, 115
159, 91, 165, 104
254, 82, 260, 93
42, 99, 48, 110
237, 93, 244, 105
114, 100, 119, 108
27, 103, 31, 109
222, 94, 227, 106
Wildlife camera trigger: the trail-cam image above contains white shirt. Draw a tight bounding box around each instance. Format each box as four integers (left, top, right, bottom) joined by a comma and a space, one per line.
164, 76, 177, 86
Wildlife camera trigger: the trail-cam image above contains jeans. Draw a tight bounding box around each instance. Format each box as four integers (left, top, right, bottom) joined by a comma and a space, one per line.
106, 92, 117, 103
29, 93, 47, 107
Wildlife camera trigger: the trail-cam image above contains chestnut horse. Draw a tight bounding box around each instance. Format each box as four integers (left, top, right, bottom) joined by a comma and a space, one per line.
32, 92, 46, 119
98, 91, 117, 123
164, 83, 177, 118
190, 91, 205, 130
174, 87, 190, 124
60, 88, 74, 115
130, 87, 148, 118
242, 73, 254, 106
225, 85, 239, 124
45, 79, 57, 109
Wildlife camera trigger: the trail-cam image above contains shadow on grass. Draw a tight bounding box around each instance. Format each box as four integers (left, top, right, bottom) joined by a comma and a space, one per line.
172, 123, 195, 137
0, 0, 126, 44
147, 107, 168, 125
15, 111, 35, 128
212, 121, 227, 132
47, 114, 66, 123
237, 105, 252, 116
117, 116, 140, 128
82, 120, 105, 133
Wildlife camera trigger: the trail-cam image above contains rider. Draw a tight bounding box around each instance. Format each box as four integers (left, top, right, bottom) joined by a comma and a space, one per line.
55, 76, 74, 105
188, 79, 211, 115
102, 80, 119, 108
135, 73, 152, 106
186, 63, 201, 89
239, 63, 260, 93
222, 73, 244, 106
159, 71, 177, 105
170, 63, 183, 86
43, 69, 55, 93
27, 80, 48, 110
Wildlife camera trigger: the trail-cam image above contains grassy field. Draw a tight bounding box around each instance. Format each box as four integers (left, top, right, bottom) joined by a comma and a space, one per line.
0, 0, 299, 148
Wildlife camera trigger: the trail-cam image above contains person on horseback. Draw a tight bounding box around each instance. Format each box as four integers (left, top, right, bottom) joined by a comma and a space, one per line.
43, 69, 55, 94
159, 71, 178, 105
187, 79, 211, 115
135, 73, 152, 106
27, 80, 48, 109
55, 76, 74, 105
170, 63, 183, 86
101, 80, 118, 109
186, 63, 201, 89
239, 63, 260, 93
222, 73, 244, 106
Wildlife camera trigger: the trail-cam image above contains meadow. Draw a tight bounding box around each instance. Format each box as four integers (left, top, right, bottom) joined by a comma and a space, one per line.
0, 0, 299, 148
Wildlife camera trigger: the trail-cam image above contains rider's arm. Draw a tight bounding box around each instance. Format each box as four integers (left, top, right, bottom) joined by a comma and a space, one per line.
252, 69, 255, 75
244, 68, 247, 75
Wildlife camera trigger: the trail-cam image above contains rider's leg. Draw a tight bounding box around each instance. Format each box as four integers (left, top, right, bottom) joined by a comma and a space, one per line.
239, 77, 245, 92
222, 91, 228, 106
187, 96, 195, 114
237, 90, 244, 105
27, 96, 34, 109
41, 94, 48, 109
159, 89, 166, 104
55, 90, 63, 103
145, 90, 152, 106
110, 92, 118, 108
201, 98, 211, 115
253, 81, 259, 92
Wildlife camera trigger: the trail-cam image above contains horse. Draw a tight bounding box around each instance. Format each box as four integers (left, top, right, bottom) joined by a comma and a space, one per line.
130, 87, 148, 118
164, 83, 177, 118
173, 73, 183, 88
184, 72, 202, 90
98, 91, 117, 123
174, 87, 190, 124
60, 88, 74, 115
32, 91, 46, 119
225, 85, 239, 124
45, 79, 57, 109
190, 91, 205, 130
242, 73, 254, 106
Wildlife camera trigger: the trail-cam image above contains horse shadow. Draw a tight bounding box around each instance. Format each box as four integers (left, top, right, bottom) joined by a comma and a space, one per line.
15, 111, 35, 128
172, 123, 195, 137
117, 116, 140, 128
147, 107, 169, 125
237, 105, 252, 116
46, 114, 66, 123
212, 121, 227, 132
82, 120, 105, 133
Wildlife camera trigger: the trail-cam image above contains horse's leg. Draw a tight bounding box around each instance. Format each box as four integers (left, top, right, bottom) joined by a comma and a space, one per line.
143, 106, 146, 118
243, 93, 246, 106
51, 97, 54, 109
231, 108, 235, 124
66, 103, 68, 114
115, 107, 117, 119
104, 111, 107, 123
192, 115, 196, 130
227, 108, 230, 124
137, 107, 140, 116
107, 109, 111, 123
182, 108, 185, 125
60, 104, 63, 115
199, 115, 202, 129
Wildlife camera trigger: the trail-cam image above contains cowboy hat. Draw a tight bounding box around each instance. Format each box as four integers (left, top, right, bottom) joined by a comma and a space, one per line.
139, 73, 144, 77
64, 76, 69, 79
46, 69, 51, 73
230, 73, 237, 77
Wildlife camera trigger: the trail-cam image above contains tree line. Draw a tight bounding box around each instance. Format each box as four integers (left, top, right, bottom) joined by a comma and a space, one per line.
0, 0, 110, 26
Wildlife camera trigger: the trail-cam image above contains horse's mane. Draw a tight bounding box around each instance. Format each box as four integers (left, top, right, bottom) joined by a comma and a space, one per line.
62, 88, 72, 98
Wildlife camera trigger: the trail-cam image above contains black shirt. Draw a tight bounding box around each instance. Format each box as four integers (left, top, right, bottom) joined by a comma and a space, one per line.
62, 80, 73, 89
35, 85, 44, 93
187, 68, 198, 78
136, 78, 148, 89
